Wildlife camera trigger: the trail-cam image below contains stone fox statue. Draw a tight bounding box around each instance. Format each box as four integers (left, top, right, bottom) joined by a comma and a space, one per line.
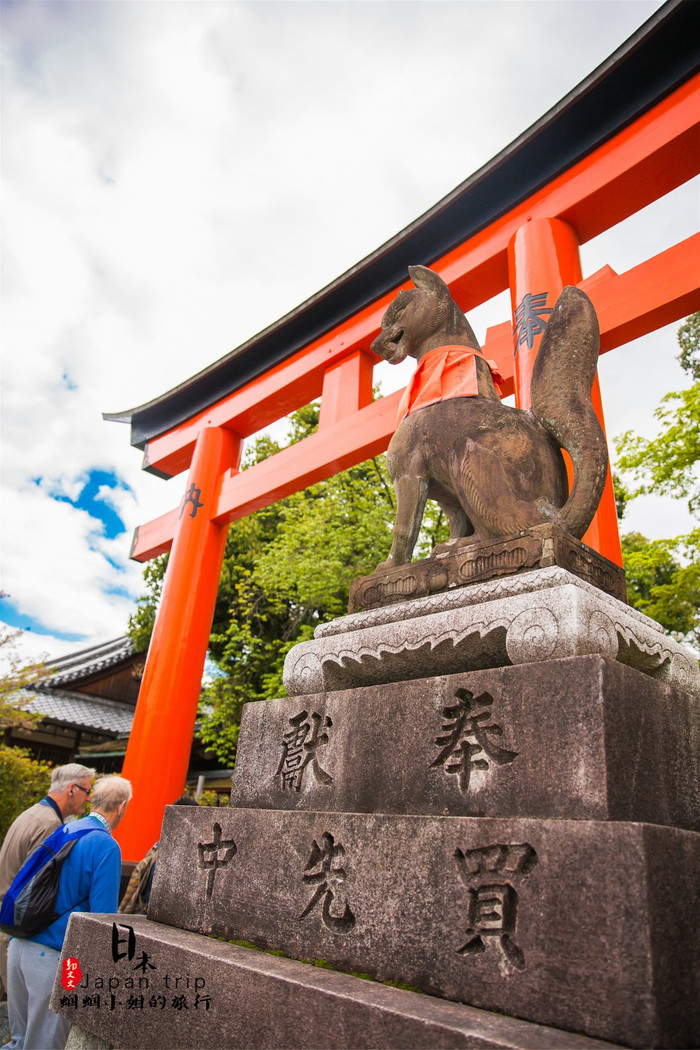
371, 266, 608, 570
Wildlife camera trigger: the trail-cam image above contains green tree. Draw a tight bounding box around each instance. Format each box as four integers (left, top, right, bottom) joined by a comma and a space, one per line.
620, 530, 700, 647
0, 627, 47, 734
616, 314, 700, 514
614, 314, 700, 646
0, 748, 53, 842
0, 628, 53, 840
677, 311, 700, 381
128, 556, 167, 653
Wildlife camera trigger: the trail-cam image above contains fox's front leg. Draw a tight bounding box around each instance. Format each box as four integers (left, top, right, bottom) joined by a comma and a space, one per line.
376, 473, 429, 571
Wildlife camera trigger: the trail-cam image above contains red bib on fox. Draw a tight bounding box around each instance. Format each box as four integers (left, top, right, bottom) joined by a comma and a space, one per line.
396, 345, 503, 424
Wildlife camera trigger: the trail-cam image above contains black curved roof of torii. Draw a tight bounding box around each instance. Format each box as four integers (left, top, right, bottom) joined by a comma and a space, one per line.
106, 0, 700, 451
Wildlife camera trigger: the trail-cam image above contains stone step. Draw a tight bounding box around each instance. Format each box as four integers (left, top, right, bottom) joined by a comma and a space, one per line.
53, 914, 621, 1049
284, 567, 700, 696
232, 656, 700, 829
146, 808, 699, 1048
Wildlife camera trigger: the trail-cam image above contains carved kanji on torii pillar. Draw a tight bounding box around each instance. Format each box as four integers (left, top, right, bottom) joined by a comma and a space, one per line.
109, 17, 700, 858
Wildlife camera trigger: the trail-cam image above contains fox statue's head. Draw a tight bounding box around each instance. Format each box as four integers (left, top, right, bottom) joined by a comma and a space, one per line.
371, 266, 480, 364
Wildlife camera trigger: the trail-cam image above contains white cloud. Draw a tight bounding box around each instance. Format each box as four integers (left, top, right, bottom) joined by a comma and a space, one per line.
0, 480, 141, 635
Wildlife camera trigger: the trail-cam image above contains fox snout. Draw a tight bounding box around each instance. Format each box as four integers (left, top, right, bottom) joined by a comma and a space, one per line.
371, 324, 407, 363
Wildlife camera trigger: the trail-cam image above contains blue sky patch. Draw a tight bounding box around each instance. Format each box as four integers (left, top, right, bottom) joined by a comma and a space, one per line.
0, 598, 85, 643
105, 583, 134, 601
38, 469, 132, 540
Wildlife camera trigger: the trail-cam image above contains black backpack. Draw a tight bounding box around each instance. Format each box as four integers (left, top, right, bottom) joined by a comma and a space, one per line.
0, 824, 94, 937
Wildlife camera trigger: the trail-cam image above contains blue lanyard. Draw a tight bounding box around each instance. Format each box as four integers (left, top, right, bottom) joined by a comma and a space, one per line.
40, 796, 64, 823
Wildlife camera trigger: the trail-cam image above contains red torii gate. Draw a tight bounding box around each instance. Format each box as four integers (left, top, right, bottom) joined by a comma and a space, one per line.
109, 1, 700, 859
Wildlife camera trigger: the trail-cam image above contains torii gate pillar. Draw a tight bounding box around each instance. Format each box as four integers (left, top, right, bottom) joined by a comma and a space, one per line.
508, 217, 622, 564
116, 426, 241, 859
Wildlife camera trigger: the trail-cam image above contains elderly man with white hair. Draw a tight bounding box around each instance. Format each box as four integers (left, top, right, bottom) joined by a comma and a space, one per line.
0, 763, 96, 1000
3, 775, 133, 1050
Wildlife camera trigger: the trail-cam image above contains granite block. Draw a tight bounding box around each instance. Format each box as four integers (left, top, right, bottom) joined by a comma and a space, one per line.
65, 1024, 113, 1049
348, 525, 627, 612
285, 568, 699, 696
147, 809, 700, 1048
232, 656, 700, 829
51, 914, 619, 1050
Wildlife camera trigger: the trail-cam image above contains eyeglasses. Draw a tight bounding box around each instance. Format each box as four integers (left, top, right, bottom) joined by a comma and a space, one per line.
73, 783, 92, 797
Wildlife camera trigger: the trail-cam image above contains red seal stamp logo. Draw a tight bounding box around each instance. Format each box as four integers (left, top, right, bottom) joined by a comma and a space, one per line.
61, 957, 82, 990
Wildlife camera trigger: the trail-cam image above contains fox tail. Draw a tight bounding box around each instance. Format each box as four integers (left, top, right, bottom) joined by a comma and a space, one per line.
529, 285, 608, 539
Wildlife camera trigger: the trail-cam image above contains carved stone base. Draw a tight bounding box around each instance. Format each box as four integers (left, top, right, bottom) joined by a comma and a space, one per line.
142, 809, 699, 1048
284, 567, 699, 696
348, 524, 627, 613
53, 915, 619, 1050
233, 656, 700, 829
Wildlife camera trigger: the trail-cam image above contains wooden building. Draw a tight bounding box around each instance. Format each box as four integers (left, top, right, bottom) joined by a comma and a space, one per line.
6, 637, 232, 801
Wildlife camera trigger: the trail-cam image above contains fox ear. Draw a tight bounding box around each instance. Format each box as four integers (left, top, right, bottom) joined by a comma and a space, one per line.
408, 265, 450, 300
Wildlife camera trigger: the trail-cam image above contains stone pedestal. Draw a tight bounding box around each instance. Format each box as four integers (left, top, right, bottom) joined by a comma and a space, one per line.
233, 657, 700, 827
285, 568, 699, 696
348, 524, 628, 611
52, 569, 699, 1049
141, 809, 698, 1048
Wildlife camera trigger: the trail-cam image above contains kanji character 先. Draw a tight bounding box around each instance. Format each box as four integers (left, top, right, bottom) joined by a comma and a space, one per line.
299, 831, 355, 933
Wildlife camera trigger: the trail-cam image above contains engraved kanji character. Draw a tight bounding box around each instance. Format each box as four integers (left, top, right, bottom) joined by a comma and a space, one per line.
513, 292, 553, 351
431, 688, 518, 793
299, 831, 355, 933
127, 994, 145, 1010
198, 822, 237, 900
454, 842, 538, 971
276, 710, 333, 791
179, 483, 204, 519
171, 994, 189, 1010
459, 883, 525, 968
194, 993, 211, 1010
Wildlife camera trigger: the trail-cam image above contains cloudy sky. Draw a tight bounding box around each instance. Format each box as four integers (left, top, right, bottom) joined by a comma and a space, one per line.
1, 0, 697, 667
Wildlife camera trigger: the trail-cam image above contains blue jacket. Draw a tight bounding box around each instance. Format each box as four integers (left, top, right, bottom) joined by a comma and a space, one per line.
30, 814, 121, 951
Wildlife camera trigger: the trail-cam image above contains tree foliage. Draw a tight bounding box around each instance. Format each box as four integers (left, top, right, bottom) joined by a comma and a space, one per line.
128, 556, 168, 653
677, 311, 700, 381
0, 627, 47, 734
0, 628, 53, 840
0, 746, 53, 842
615, 314, 700, 514
620, 530, 700, 647
614, 314, 700, 647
